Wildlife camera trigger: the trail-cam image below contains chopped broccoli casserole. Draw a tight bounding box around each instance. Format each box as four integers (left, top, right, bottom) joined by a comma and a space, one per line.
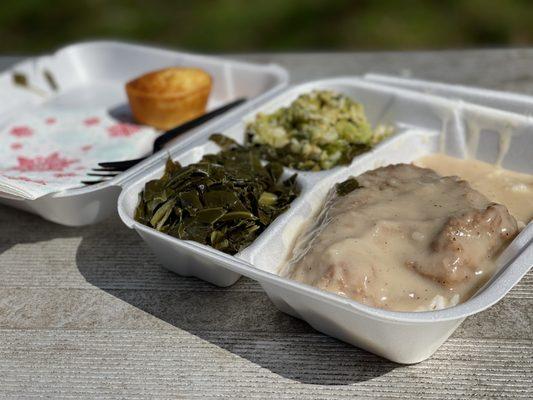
245, 90, 392, 171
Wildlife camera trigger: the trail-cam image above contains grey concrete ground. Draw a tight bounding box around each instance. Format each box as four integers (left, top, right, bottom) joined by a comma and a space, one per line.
0, 50, 532, 399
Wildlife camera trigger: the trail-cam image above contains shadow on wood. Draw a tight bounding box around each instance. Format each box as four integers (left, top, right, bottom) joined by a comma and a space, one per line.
72, 213, 399, 385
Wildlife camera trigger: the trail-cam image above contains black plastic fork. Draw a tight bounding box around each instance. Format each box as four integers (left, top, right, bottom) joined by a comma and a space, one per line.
83, 97, 247, 185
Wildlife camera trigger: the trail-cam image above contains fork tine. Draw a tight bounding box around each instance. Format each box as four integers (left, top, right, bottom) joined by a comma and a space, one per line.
95, 163, 136, 172
81, 180, 105, 185
91, 167, 118, 172
98, 158, 145, 169
84, 158, 138, 185
82, 171, 118, 185
87, 172, 119, 177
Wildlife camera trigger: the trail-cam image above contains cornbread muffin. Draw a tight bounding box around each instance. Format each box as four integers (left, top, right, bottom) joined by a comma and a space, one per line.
126, 67, 212, 130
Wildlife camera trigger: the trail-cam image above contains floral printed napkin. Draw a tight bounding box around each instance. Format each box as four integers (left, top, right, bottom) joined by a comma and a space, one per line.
0, 110, 157, 199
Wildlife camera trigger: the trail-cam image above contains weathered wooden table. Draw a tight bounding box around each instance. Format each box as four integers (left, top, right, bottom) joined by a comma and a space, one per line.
0, 50, 531, 399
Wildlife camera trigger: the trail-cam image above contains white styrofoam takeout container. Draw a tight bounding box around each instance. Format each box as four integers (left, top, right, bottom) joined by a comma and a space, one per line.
117, 78, 533, 363
0, 40, 289, 226
365, 73, 533, 115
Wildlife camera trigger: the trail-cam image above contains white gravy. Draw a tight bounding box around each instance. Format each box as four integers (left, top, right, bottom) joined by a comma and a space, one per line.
283, 163, 521, 312
416, 154, 533, 226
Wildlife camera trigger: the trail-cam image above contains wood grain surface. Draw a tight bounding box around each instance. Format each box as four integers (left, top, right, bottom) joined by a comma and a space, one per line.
0, 50, 532, 399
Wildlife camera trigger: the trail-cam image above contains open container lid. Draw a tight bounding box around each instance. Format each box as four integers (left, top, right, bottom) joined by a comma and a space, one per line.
0, 40, 290, 225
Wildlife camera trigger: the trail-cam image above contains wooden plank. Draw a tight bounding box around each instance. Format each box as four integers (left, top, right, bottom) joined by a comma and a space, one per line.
0, 330, 531, 399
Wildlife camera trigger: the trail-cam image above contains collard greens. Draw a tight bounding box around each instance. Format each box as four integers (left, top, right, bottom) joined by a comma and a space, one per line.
135, 134, 299, 255
245, 90, 392, 171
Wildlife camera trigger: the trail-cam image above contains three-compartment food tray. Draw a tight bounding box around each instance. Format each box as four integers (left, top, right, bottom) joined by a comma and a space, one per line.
118, 77, 532, 364
0, 41, 288, 225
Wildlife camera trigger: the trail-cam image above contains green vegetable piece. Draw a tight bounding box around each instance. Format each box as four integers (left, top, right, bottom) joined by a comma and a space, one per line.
218, 211, 256, 221
12, 72, 27, 87
12, 71, 48, 97
266, 162, 284, 182
163, 157, 182, 177
179, 190, 202, 210
196, 208, 227, 224
258, 192, 278, 207
204, 190, 242, 209
150, 199, 176, 230
209, 133, 240, 149
43, 69, 59, 91
180, 221, 211, 243
210, 230, 226, 244
335, 177, 360, 196
134, 194, 148, 224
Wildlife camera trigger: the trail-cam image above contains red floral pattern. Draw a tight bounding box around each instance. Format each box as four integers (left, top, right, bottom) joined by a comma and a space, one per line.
83, 117, 100, 126
4, 175, 47, 185
108, 123, 140, 137
54, 172, 77, 178
2, 112, 154, 196
10, 152, 79, 172
10, 126, 33, 137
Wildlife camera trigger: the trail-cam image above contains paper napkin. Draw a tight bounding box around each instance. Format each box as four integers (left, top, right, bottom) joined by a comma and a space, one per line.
0, 109, 156, 200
